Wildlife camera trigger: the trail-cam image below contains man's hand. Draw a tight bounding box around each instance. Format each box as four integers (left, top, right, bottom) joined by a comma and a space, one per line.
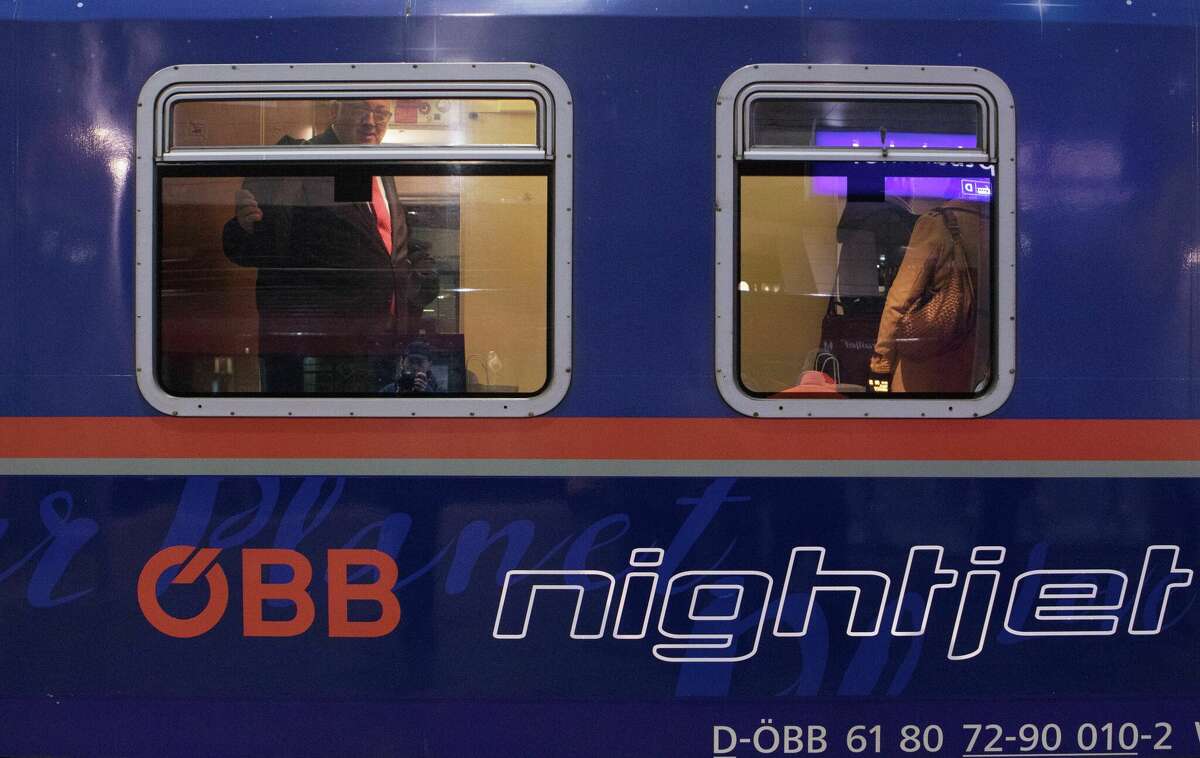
235, 189, 263, 233
412, 371, 431, 392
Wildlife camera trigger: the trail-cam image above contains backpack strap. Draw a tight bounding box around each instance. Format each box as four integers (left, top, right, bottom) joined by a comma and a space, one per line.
929, 207, 977, 293
931, 206, 966, 247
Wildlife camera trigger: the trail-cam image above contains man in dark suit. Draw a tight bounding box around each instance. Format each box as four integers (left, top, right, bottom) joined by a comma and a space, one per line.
222, 99, 439, 393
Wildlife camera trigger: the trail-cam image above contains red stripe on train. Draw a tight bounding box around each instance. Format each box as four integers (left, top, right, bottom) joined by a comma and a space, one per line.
0, 418, 1198, 461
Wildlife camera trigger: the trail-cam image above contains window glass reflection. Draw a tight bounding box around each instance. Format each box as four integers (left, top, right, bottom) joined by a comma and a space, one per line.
739, 164, 992, 397
170, 97, 540, 149
748, 99, 981, 151
158, 171, 549, 396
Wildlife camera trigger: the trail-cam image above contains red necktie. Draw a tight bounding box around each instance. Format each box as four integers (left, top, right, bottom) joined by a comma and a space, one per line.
372, 177, 397, 317
371, 177, 393, 256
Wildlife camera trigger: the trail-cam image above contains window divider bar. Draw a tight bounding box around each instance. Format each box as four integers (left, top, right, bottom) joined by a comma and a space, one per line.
161, 147, 549, 163
741, 147, 991, 163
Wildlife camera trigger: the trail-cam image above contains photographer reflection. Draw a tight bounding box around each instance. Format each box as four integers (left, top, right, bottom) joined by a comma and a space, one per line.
383, 342, 442, 394
221, 98, 439, 394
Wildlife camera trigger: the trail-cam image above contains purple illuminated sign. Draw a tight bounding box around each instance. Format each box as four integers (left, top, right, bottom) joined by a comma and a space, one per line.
814, 131, 979, 149
884, 176, 993, 202
960, 178, 993, 198
810, 176, 847, 197
807, 175, 992, 202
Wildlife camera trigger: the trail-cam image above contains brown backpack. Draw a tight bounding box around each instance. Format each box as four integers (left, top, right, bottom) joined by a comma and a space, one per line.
893, 207, 977, 359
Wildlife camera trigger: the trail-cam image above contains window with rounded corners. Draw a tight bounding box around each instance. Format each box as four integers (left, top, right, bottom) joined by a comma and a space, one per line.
715, 65, 1015, 418
135, 63, 572, 417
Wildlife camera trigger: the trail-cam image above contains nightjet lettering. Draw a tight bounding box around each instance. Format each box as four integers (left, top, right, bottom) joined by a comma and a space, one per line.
493, 545, 1193, 662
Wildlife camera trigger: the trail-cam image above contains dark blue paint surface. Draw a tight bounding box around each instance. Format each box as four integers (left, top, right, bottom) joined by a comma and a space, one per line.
0, 474, 1198, 755
14, 0, 1196, 24
0, 475, 1196, 699
3, 697, 1200, 758
0, 6, 16, 413
1, 9, 1198, 417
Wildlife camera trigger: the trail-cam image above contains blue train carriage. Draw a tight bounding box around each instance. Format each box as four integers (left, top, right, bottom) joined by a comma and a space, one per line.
1, 1, 1199, 756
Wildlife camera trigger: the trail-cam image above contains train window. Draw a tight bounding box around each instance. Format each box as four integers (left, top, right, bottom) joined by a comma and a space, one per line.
715, 66, 1015, 418
135, 64, 573, 417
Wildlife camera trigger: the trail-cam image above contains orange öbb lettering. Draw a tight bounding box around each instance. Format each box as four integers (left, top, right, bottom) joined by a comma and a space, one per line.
327, 549, 401, 638
137, 546, 229, 638
242, 548, 316, 637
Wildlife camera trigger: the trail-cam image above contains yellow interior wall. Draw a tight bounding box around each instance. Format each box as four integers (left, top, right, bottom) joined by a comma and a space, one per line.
159, 176, 261, 391
171, 100, 328, 147
460, 99, 538, 145
464, 111, 538, 145
386, 99, 538, 146
166, 102, 329, 391
458, 175, 549, 392
170, 98, 535, 148
739, 176, 844, 392
454, 105, 546, 393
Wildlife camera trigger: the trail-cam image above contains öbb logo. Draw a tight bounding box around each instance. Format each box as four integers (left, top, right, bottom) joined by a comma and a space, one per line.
137, 547, 401, 638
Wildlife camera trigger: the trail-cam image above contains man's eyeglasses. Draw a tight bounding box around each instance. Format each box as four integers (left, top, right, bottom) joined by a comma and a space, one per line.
343, 103, 394, 123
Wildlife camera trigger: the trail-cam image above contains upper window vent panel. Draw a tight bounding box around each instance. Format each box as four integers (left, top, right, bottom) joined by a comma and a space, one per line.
737, 81, 998, 164
747, 98, 982, 151
168, 96, 543, 152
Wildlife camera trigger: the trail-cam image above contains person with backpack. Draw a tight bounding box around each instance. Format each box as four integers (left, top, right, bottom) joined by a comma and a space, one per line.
870, 198, 989, 394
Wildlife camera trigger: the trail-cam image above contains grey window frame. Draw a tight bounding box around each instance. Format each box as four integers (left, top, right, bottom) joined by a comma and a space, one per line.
715, 64, 1016, 419
135, 63, 573, 418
